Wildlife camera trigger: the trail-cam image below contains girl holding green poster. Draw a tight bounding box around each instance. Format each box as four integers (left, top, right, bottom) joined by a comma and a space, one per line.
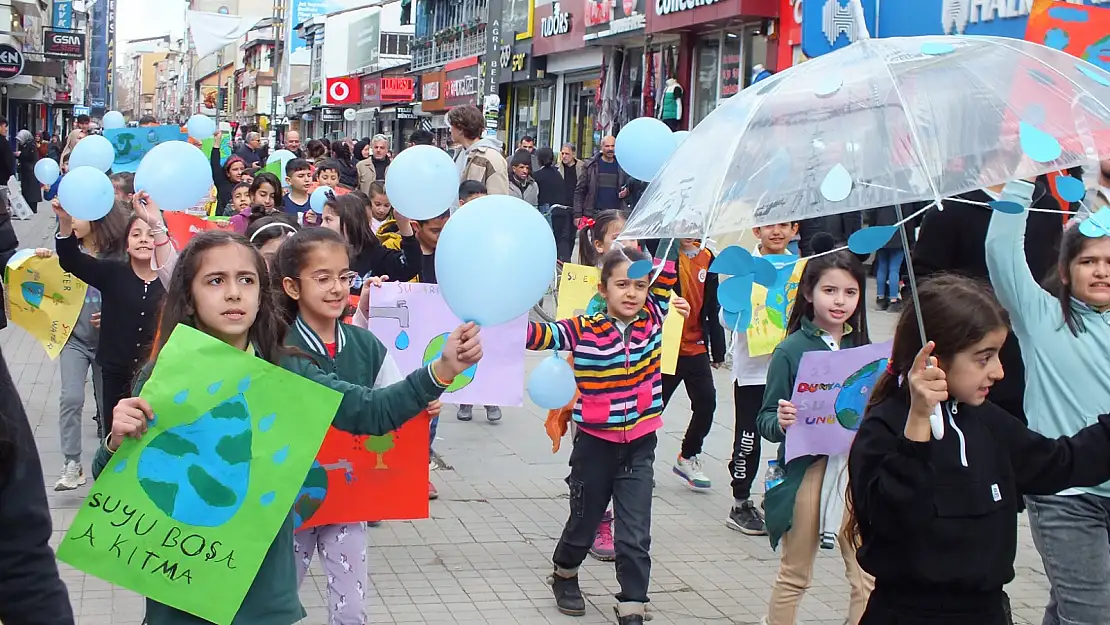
97, 230, 483, 625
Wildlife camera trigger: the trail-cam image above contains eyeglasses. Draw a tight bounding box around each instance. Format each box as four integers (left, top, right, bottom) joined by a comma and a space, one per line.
298, 271, 358, 291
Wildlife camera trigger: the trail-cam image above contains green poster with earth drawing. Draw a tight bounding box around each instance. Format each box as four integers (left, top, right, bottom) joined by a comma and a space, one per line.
57, 325, 341, 625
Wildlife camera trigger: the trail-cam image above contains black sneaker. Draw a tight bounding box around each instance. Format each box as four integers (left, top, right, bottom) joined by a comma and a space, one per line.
726, 500, 768, 536
616, 614, 644, 625
876, 296, 889, 311
549, 572, 586, 616
888, 299, 903, 314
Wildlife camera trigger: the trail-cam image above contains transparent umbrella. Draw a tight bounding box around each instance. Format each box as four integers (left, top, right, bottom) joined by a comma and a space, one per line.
622, 25, 1110, 240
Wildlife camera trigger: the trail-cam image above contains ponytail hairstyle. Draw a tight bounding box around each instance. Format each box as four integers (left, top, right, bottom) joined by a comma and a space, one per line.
1042, 221, 1101, 337
846, 273, 1011, 548
84, 199, 130, 259
151, 231, 287, 365
785, 233, 870, 344
275, 228, 349, 325
577, 209, 627, 267
325, 193, 379, 256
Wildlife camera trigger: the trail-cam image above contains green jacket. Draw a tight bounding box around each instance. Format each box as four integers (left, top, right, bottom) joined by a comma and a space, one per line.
91, 322, 447, 624
756, 317, 867, 549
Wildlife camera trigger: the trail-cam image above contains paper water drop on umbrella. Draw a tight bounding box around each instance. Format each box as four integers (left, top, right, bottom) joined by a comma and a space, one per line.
626, 259, 653, 279
752, 257, 779, 288
820, 164, 853, 202
1019, 122, 1062, 163
988, 200, 1026, 214
1055, 175, 1085, 202
813, 74, 842, 98
1076, 62, 1110, 87
848, 225, 898, 255
718, 274, 755, 313
709, 245, 754, 276
920, 42, 954, 56
723, 307, 753, 333
1079, 207, 1110, 237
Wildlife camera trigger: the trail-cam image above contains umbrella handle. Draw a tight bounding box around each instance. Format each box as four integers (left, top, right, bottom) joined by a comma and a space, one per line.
929, 400, 945, 440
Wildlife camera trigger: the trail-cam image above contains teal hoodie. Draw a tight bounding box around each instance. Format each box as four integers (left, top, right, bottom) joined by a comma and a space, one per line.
986, 180, 1110, 498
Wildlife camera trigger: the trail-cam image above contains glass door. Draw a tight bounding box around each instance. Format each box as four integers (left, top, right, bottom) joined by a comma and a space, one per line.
564, 79, 598, 158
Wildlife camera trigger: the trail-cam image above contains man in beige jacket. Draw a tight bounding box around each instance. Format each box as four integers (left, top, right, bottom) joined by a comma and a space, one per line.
447, 105, 509, 196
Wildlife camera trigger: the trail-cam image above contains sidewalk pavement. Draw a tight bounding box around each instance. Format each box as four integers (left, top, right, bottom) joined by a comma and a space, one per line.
4, 207, 1051, 624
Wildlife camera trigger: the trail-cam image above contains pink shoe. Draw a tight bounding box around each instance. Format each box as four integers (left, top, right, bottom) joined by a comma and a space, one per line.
589, 511, 615, 561
429, 481, 439, 500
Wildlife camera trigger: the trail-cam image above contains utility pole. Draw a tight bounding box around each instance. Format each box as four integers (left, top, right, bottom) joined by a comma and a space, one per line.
270, 0, 284, 141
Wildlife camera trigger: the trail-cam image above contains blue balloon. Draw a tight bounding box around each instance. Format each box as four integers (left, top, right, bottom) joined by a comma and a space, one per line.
58, 166, 115, 221
436, 195, 556, 326
615, 117, 677, 182
310, 186, 332, 214
134, 140, 214, 212
385, 144, 458, 220
528, 353, 577, 409
69, 134, 116, 172
34, 158, 60, 185
102, 111, 126, 130
186, 114, 216, 140
848, 225, 899, 255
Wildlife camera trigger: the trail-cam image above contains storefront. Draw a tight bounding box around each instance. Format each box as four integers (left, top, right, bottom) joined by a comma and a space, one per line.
419, 69, 451, 147
534, 0, 602, 155
583, 0, 652, 139
647, 0, 776, 128
497, 43, 553, 147
774, 0, 802, 71
358, 73, 417, 147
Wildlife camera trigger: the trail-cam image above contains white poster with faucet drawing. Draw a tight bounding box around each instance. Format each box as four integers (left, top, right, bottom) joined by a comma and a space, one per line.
368, 282, 527, 406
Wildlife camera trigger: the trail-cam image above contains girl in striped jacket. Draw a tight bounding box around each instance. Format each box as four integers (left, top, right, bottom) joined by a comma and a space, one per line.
526, 241, 677, 625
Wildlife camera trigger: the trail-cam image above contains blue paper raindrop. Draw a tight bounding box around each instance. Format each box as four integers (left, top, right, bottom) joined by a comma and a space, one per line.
1044, 28, 1070, 50
173, 390, 189, 404
1079, 208, 1110, 237
1019, 122, 1062, 163
1077, 63, 1110, 87
709, 245, 754, 276
820, 164, 853, 202
207, 381, 223, 395
273, 445, 290, 464
723, 307, 754, 333
114, 459, 128, 473
260, 491, 276, 506
1055, 175, 1086, 202
988, 200, 1026, 214
848, 226, 899, 255
813, 74, 842, 98
718, 275, 754, 313
920, 42, 954, 56
258, 413, 276, 432
626, 259, 653, 279
395, 330, 411, 350
753, 258, 780, 288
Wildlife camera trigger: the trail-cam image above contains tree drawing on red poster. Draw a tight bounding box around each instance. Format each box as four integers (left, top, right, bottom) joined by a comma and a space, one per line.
292, 413, 430, 531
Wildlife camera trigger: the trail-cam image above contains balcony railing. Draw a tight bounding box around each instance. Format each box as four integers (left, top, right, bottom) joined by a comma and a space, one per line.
411, 27, 485, 72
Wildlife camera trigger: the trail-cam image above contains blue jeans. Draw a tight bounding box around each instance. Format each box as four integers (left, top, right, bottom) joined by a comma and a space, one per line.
1026, 493, 1110, 625
538, 203, 553, 228
429, 414, 439, 455
874, 248, 905, 299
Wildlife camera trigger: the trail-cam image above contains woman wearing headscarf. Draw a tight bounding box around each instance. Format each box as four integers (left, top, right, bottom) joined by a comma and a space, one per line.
15, 130, 41, 212
353, 137, 371, 163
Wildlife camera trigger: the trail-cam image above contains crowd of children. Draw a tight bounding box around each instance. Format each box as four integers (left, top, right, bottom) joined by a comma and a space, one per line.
19, 130, 1110, 625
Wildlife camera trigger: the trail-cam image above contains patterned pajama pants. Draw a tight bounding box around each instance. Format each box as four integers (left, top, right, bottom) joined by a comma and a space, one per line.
294, 523, 369, 625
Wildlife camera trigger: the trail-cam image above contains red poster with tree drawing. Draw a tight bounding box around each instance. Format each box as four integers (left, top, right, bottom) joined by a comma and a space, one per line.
292, 412, 430, 531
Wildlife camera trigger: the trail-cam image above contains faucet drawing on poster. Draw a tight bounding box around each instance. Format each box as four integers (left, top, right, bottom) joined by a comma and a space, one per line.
784, 341, 892, 463
367, 282, 527, 406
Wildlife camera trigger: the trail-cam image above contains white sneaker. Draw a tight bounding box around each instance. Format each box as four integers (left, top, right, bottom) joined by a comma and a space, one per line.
55, 460, 86, 491
673, 455, 711, 489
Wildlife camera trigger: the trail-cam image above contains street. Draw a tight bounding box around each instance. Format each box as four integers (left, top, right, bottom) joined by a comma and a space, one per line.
6, 208, 1052, 624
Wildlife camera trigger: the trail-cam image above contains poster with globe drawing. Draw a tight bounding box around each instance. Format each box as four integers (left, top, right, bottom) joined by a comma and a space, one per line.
294, 412, 433, 530
784, 342, 891, 463
56, 325, 340, 625
367, 282, 528, 406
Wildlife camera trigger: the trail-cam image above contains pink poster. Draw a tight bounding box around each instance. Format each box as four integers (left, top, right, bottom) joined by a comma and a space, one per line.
367, 282, 527, 406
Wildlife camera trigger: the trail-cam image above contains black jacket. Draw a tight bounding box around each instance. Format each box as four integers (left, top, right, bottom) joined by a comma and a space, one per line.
911, 184, 1063, 423
349, 235, 423, 294
798, 211, 864, 255
671, 250, 726, 364
534, 165, 567, 206
0, 348, 75, 625
850, 394, 1110, 611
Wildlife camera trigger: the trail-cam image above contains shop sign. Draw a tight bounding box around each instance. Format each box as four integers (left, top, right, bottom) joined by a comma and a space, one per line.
362, 76, 381, 107
381, 76, 414, 102
801, 0, 875, 58
541, 2, 572, 36
497, 41, 541, 83
320, 107, 344, 121
655, 0, 721, 15
44, 29, 85, 60
584, 0, 645, 40
420, 70, 447, 110
481, 0, 507, 99
347, 11, 381, 71
0, 44, 25, 80
444, 64, 480, 107
392, 106, 417, 120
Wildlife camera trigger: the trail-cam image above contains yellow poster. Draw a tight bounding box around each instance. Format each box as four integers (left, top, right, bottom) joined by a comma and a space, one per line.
5, 251, 89, 359
747, 257, 807, 357
556, 263, 683, 375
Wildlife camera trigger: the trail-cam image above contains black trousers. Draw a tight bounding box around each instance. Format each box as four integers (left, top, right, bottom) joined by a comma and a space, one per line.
99, 364, 136, 438
729, 383, 764, 501
662, 118, 680, 131
860, 589, 1013, 625
661, 352, 717, 459
550, 206, 575, 263
553, 431, 656, 604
